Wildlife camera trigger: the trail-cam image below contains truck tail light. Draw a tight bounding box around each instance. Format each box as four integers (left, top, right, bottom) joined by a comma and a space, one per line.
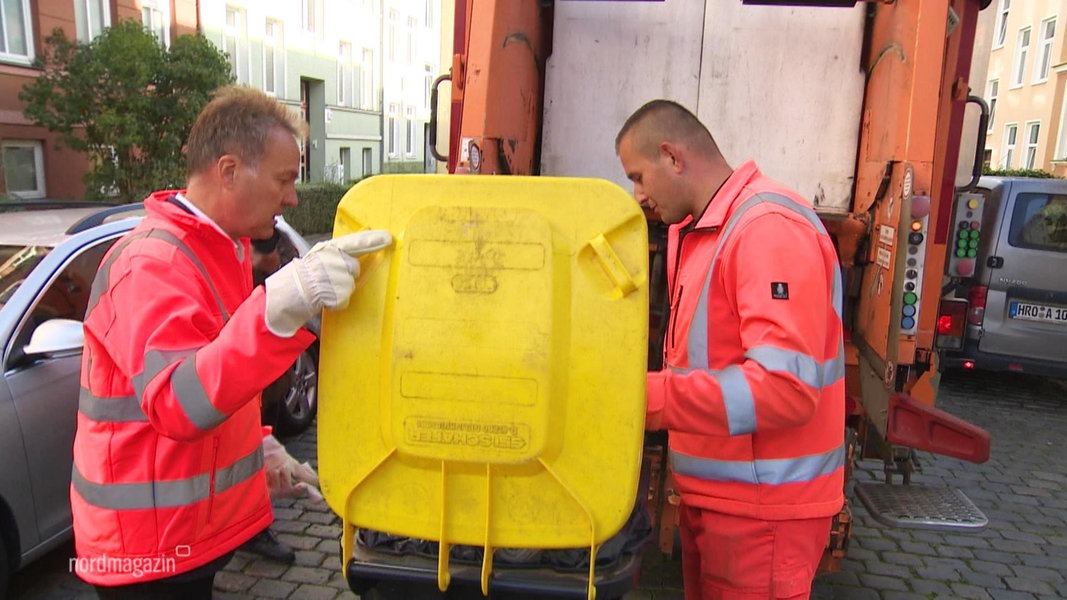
935, 299, 967, 350
967, 286, 987, 326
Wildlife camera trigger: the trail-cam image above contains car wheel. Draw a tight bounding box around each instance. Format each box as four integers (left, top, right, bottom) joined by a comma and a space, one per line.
0, 531, 9, 595
273, 343, 319, 437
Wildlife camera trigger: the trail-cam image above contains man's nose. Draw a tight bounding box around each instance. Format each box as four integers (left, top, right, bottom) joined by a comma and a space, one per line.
634, 185, 649, 206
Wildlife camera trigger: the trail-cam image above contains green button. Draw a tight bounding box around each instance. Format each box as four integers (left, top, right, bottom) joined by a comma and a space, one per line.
967, 249, 977, 258
903, 292, 918, 305
969, 230, 980, 239
969, 239, 978, 249
956, 248, 966, 257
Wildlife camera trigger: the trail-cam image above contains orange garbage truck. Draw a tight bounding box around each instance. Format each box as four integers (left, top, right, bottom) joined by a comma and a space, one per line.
322, 1, 995, 598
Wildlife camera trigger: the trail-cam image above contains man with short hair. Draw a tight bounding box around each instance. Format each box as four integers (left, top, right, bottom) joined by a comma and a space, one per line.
616, 99, 845, 600
72, 85, 390, 598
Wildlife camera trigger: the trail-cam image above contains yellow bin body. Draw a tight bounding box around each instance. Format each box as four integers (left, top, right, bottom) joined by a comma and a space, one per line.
318, 175, 648, 588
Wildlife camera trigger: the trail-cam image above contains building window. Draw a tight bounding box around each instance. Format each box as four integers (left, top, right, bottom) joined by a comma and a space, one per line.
425, 0, 434, 28
1034, 18, 1055, 83
338, 42, 353, 106
1011, 27, 1030, 87
424, 65, 433, 111
264, 19, 284, 96
388, 104, 400, 157
1003, 124, 1018, 169
340, 147, 351, 182
406, 16, 417, 64
0, 0, 31, 64
1024, 121, 1040, 169
388, 10, 399, 62
2, 140, 46, 199
994, 0, 1010, 48
302, 0, 318, 34
224, 7, 248, 84
361, 48, 376, 110
141, 0, 170, 46
406, 120, 417, 157
74, 0, 110, 43
987, 79, 998, 133
362, 147, 373, 177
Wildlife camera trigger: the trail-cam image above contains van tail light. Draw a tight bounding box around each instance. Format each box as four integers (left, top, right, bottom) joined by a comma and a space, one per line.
967, 286, 988, 326
936, 299, 968, 350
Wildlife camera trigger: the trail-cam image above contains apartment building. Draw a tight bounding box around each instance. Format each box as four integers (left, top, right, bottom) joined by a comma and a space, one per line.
979, 0, 1067, 176
199, 0, 440, 182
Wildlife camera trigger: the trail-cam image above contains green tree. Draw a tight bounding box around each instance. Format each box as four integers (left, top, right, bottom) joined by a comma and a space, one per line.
19, 20, 233, 202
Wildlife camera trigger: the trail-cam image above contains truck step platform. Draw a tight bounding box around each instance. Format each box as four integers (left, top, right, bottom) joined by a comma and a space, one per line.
854, 483, 988, 532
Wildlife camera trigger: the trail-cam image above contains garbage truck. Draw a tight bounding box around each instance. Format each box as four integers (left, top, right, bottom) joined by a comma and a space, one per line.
320, 0, 995, 598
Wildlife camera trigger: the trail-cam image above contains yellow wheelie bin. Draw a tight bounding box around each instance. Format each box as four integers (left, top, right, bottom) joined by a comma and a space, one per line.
317, 175, 650, 600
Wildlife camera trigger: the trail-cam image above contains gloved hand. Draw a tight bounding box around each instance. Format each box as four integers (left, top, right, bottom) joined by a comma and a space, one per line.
264, 230, 392, 337
262, 434, 324, 502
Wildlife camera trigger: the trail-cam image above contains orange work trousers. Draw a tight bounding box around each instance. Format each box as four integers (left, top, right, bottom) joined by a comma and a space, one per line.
679, 504, 831, 600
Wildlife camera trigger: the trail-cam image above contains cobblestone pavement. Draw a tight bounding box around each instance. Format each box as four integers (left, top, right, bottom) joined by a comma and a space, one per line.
9, 369, 1067, 599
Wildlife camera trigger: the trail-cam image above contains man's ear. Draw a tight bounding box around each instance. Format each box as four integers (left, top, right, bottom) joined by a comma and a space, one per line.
660, 142, 683, 173
218, 155, 239, 187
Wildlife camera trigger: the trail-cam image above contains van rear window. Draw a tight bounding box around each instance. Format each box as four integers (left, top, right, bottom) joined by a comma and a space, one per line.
1008, 193, 1067, 253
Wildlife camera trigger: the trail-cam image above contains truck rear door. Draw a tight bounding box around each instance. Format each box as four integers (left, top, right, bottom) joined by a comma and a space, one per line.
978, 179, 1067, 363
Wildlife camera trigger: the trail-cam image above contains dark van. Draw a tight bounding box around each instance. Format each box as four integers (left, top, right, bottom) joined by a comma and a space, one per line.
938, 176, 1067, 378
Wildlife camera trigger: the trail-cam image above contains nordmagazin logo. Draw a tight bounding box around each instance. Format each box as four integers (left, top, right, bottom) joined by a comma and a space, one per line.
69, 547, 185, 579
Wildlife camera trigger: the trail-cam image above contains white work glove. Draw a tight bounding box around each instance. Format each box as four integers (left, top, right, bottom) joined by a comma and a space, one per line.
262, 434, 324, 502
264, 230, 392, 337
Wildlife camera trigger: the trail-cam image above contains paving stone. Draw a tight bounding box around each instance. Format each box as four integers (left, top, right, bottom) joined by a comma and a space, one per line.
857, 573, 909, 592
988, 590, 1039, 600
292, 584, 345, 600
951, 582, 995, 599
908, 578, 952, 596
214, 571, 258, 593
242, 559, 290, 579
248, 578, 298, 599
1004, 577, 1056, 595
284, 565, 333, 585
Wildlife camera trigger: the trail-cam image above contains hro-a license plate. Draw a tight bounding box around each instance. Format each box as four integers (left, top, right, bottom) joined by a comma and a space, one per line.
1009, 301, 1067, 323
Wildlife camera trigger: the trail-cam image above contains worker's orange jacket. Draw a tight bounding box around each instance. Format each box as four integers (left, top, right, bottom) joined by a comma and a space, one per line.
647, 160, 845, 521
71, 192, 314, 585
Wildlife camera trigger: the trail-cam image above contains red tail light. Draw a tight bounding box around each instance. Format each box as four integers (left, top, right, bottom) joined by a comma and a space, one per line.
935, 299, 967, 349
967, 286, 987, 326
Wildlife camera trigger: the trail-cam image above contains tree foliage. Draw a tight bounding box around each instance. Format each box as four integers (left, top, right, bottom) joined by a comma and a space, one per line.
19, 20, 233, 202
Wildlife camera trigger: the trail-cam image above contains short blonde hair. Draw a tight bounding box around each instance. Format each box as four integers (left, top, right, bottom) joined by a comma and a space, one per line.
185, 85, 307, 175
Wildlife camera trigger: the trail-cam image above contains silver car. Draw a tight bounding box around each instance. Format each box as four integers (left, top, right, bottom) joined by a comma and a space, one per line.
939, 177, 1067, 378
0, 202, 319, 591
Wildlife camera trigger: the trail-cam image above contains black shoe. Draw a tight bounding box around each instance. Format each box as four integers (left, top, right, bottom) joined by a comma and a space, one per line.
241, 528, 296, 564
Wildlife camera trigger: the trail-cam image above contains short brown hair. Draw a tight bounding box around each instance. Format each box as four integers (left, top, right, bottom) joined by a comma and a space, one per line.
615, 99, 719, 159
185, 85, 307, 175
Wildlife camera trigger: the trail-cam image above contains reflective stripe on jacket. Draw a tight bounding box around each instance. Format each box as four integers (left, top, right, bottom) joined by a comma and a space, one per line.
646, 160, 845, 521
71, 192, 315, 585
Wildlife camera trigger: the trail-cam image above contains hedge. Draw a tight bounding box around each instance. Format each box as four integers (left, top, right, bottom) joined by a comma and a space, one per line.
982, 167, 1061, 179
286, 182, 355, 235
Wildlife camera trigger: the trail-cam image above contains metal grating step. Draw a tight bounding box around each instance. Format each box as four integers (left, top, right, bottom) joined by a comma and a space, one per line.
854, 483, 988, 532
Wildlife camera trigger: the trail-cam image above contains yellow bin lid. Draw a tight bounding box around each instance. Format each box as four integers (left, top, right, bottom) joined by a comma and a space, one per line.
318, 175, 648, 598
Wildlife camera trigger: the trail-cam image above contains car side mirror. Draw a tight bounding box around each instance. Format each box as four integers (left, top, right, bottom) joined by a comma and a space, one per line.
23, 318, 85, 356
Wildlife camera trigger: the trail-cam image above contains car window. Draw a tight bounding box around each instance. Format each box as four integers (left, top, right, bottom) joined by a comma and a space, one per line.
8, 240, 116, 365
0, 245, 51, 308
1009, 193, 1067, 253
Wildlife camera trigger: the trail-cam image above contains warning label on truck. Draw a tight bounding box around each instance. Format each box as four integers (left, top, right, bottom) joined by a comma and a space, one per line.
405, 418, 530, 451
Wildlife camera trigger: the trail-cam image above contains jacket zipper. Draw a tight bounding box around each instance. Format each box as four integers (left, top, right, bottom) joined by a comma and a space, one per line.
207, 436, 220, 523
667, 225, 694, 352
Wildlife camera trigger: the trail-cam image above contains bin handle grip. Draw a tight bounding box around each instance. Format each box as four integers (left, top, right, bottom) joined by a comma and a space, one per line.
590, 234, 637, 297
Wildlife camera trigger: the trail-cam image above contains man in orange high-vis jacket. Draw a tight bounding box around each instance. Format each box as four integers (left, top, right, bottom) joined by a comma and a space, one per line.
72, 86, 391, 599
616, 100, 844, 600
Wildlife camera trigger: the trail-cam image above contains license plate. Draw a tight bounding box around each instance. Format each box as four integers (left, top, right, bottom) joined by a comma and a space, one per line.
1009, 301, 1067, 324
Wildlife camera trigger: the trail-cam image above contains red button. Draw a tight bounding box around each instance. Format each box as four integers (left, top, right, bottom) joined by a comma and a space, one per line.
970, 221, 980, 230
956, 258, 975, 277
